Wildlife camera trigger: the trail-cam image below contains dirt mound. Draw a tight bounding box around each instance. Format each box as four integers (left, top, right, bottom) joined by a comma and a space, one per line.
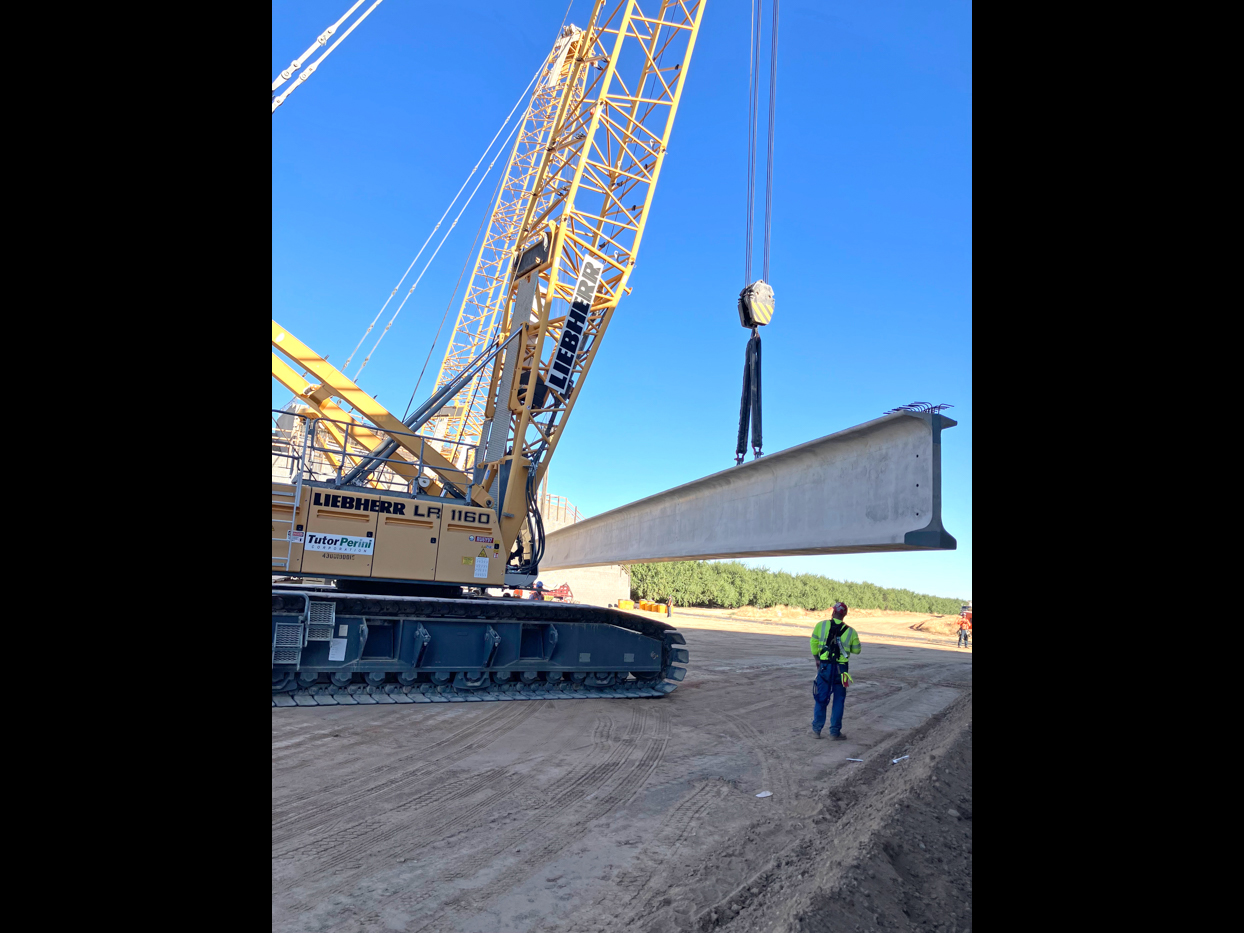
728, 605, 820, 623
717, 606, 954, 627
704, 693, 973, 933
912, 618, 963, 637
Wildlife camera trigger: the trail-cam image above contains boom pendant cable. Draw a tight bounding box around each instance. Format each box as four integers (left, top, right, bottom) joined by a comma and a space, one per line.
402, 163, 507, 422
342, 63, 543, 376
351, 108, 528, 381
272, 1, 366, 93
272, 1, 386, 113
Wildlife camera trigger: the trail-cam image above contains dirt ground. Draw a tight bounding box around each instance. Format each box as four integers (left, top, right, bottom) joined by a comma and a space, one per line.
273, 608, 972, 932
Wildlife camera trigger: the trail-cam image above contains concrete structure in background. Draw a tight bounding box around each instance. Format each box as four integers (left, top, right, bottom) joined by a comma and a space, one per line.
537, 564, 632, 608
536, 493, 631, 607
541, 411, 956, 570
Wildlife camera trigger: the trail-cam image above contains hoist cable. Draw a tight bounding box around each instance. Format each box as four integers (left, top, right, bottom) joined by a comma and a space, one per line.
272, 1, 366, 92
762, 1, 779, 283
343, 64, 543, 375
744, 0, 762, 285
272, 0, 386, 113
351, 105, 527, 382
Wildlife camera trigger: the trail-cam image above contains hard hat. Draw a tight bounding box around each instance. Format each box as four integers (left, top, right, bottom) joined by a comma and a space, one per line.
832, 601, 848, 618
535, 581, 544, 588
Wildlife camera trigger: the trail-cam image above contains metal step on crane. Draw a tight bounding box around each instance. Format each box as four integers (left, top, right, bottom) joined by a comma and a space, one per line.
271, 0, 704, 707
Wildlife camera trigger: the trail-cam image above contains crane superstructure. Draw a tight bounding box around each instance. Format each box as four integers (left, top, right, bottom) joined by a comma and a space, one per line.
271, 0, 703, 704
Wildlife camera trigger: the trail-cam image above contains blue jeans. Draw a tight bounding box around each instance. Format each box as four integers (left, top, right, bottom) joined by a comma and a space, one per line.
812, 662, 846, 735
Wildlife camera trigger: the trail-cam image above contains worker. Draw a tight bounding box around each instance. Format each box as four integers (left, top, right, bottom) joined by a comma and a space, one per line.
533, 581, 545, 602
809, 602, 861, 740
957, 614, 971, 648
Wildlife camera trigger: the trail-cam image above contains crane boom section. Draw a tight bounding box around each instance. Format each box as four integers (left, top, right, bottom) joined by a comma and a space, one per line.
272, 321, 488, 505
270, 1, 704, 584
430, 27, 591, 464
471, 0, 705, 543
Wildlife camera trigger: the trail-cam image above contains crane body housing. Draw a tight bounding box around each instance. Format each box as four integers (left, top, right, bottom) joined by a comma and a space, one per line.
272, 0, 704, 703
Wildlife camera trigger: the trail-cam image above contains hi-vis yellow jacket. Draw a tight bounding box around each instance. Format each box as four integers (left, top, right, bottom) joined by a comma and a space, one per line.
810, 619, 861, 663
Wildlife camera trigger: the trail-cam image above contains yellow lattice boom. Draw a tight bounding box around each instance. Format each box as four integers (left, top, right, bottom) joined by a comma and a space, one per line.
435, 0, 705, 526
430, 26, 590, 465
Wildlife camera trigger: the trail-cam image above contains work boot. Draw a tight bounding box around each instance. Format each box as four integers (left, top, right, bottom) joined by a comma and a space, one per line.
811, 728, 821, 739
831, 733, 846, 741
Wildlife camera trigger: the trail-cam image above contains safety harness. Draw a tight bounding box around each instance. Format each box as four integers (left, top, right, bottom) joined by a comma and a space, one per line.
812, 618, 858, 687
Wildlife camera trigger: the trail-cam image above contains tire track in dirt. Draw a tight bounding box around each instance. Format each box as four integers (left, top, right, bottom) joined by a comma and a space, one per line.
314, 771, 530, 872
272, 703, 541, 844
386, 707, 673, 933
272, 715, 412, 774
282, 709, 635, 928
328, 712, 634, 928
578, 779, 733, 929
275, 766, 519, 864
273, 703, 535, 809
273, 703, 539, 787
720, 710, 795, 801
580, 707, 670, 814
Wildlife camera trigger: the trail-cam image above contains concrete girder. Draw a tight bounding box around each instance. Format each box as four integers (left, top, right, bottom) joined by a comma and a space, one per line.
540, 412, 956, 570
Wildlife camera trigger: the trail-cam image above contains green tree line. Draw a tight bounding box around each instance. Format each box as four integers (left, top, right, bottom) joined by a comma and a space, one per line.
629, 561, 963, 615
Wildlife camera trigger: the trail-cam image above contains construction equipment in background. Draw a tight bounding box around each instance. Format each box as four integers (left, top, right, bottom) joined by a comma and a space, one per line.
545, 583, 574, 602
272, 0, 703, 705
505, 583, 575, 602
618, 599, 672, 617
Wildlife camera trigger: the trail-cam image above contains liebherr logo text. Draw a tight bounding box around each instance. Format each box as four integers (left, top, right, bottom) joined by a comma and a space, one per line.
545, 256, 605, 394
312, 492, 442, 518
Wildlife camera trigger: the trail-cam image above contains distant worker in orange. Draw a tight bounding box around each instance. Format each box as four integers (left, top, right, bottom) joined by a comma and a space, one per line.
532, 581, 546, 602
957, 609, 972, 648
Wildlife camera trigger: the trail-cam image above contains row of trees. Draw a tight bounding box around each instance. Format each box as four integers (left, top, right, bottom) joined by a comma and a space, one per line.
629, 561, 963, 615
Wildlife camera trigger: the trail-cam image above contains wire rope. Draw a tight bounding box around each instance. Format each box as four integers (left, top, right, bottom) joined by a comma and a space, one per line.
272, 1, 366, 92
401, 163, 505, 422
762, 1, 779, 282
343, 63, 543, 374
272, 0, 386, 113
745, 0, 762, 285
352, 106, 528, 381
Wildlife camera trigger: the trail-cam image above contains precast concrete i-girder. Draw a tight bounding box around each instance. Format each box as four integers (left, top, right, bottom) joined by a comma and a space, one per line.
540, 411, 956, 569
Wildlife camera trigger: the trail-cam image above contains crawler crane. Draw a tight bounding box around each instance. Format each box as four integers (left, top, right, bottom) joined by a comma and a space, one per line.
271, 0, 704, 705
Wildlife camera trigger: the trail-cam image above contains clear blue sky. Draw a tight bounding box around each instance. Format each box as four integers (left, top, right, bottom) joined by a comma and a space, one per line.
272, 1, 972, 601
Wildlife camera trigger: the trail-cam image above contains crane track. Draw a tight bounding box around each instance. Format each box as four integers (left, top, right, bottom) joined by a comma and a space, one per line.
272, 677, 677, 707
272, 591, 688, 707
